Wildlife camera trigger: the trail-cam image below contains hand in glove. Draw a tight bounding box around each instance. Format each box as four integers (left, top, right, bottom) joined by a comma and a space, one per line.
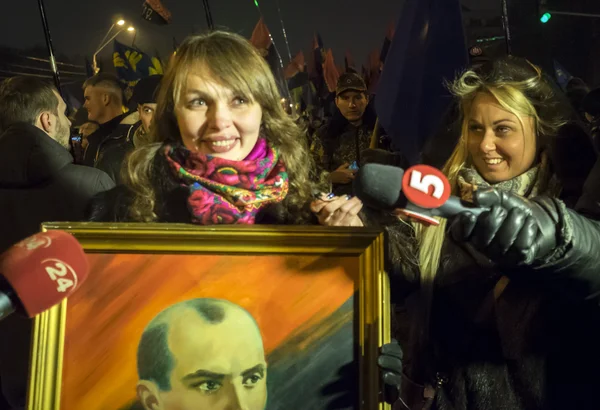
378, 339, 403, 404
450, 189, 560, 265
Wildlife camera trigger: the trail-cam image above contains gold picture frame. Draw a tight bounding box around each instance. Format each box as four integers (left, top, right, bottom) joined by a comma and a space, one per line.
28, 223, 391, 410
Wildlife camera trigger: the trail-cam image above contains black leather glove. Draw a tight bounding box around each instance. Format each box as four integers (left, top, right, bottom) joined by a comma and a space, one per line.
450, 189, 560, 265
378, 339, 403, 404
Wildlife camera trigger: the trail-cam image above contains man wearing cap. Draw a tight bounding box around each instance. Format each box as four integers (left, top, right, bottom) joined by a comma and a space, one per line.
316, 73, 389, 195
96, 75, 163, 183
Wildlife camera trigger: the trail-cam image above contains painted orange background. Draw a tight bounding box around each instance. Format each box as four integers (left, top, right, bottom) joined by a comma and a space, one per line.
60, 254, 358, 409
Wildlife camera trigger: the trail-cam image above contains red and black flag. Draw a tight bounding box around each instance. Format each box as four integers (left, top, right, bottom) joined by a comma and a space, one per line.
142, 0, 172, 25
322, 49, 340, 93
250, 17, 288, 98
379, 21, 395, 65
344, 50, 356, 73
284, 51, 305, 80
367, 49, 380, 94
250, 17, 272, 54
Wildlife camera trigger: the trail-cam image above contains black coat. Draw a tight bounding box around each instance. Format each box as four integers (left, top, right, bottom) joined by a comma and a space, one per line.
0, 123, 115, 252
94, 122, 138, 184
382, 195, 600, 410
0, 123, 114, 409
82, 113, 127, 167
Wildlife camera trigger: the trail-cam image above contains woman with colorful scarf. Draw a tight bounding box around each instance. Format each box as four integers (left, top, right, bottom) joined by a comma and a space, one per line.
89, 31, 326, 224
316, 57, 600, 409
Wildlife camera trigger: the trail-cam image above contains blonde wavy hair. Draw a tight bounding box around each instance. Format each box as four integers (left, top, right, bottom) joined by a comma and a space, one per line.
122, 31, 326, 222
414, 58, 566, 323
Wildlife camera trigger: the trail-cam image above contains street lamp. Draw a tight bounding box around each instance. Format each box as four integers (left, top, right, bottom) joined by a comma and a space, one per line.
97, 19, 126, 53
92, 21, 135, 73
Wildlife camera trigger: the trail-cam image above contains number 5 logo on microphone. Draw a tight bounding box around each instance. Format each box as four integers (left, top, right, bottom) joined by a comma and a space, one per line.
402, 165, 451, 209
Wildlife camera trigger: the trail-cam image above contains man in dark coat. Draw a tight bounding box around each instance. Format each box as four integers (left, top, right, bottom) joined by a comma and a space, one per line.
316, 73, 390, 195
582, 88, 600, 153
96, 75, 163, 183
0, 76, 114, 409
81, 72, 129, 167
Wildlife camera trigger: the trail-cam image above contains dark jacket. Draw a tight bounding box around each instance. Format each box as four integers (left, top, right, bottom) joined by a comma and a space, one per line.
0, 123, 114, 409
95, 119, 140, 184
590, 120, 600, 153
82, 112, 129, 167
576, 156, 600, 219
0, 123, 115, 252
379, 194, 600, 410
317, 103, 388, 172
88, 144, 308, 225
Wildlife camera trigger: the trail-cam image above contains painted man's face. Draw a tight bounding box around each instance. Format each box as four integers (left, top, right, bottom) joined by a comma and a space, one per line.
138, 307, 267, 410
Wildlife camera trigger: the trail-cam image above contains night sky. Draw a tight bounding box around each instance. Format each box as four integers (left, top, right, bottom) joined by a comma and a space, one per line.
0, 0, 497, 69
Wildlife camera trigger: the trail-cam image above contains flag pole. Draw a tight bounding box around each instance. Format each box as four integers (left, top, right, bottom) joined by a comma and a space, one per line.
202, 0, 214, 30
37, 0, 62, 91
253, 0, 285, 70
274, 0, 293, 62
500, 0, 512, 55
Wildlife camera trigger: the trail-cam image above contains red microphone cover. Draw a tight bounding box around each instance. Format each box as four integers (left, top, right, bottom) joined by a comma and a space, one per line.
0, 231, 88, 317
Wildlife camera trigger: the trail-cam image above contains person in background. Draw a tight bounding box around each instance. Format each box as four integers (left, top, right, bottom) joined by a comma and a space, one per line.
316, 73, 389, 195
0, 76, 114, 410
582, 88, 600, 152
565, 77, 590, 120
70, 108, 99, 164
88, 31, 326, 224
78, 121, 100, 151
315, 57, 600, 409
81, 72, 129, 167
135, 75, 162, 137
96, 75, 163, 183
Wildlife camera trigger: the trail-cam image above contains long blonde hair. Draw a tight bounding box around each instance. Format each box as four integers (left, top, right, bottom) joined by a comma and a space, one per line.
414, 58, 566, 326
123, 31, 326, 222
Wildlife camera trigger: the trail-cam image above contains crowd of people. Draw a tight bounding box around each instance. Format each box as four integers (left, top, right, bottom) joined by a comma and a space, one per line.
1, 29, 600, 410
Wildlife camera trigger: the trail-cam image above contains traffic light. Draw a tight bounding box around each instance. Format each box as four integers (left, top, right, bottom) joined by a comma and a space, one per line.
539, 0, 551, 23
540, 12, 552, 23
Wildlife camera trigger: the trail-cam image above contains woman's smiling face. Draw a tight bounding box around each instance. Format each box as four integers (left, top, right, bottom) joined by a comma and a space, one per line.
467, 92, 537, 183
175, 73, 263, 160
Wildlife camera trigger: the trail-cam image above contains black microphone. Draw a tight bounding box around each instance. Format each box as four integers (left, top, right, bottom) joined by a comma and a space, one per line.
353, 163, 487, 224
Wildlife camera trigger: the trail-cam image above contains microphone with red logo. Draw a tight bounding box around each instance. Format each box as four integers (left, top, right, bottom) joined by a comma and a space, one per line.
0, 231, 88, 321
353, 163, 487, 226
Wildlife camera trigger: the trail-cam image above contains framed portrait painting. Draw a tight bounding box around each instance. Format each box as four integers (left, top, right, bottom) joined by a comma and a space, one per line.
28, 223, 390, 410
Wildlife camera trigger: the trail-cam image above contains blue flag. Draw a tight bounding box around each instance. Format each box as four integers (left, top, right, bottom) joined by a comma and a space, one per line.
113, 40, 163, 92
553, 60, 573, 91
375, 0, 468, 165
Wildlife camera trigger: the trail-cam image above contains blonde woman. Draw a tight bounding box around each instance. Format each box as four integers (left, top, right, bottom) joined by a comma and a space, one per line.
89, 31, 326, 224
316, 57, 600, 409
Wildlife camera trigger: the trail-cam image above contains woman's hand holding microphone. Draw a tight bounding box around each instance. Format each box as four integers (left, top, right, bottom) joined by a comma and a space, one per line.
311, 193, 365, 227
450, 188, 560, 266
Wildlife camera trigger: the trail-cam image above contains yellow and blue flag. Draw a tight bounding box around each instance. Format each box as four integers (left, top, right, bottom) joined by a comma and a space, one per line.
113, 40, 163, 99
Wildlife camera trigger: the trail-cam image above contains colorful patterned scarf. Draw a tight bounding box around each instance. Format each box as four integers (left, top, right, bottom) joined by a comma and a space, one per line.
164, 138, 289, 224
